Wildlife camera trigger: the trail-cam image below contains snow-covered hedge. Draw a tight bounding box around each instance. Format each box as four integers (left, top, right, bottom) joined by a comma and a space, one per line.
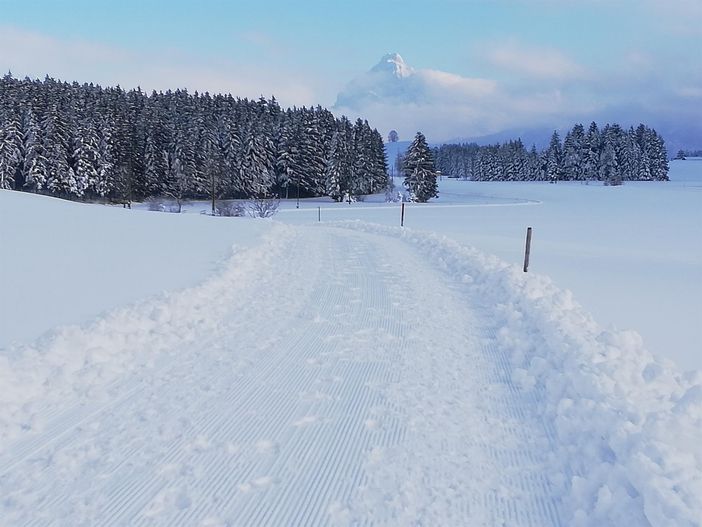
332, 220, 702, 527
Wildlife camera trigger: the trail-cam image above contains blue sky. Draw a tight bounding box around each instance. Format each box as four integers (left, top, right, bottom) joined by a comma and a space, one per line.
1, 0, 700, 141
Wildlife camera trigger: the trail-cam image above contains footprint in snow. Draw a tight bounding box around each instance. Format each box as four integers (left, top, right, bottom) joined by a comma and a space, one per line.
364, 419, 380, 430
255, 439, 278, 455
238, 476, 275, 493
292, 415, 318, 427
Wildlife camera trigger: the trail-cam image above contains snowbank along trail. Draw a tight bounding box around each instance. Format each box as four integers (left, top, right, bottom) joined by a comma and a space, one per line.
1, 222, 699, 526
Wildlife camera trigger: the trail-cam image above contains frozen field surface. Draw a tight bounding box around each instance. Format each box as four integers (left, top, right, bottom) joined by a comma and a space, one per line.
1, 218, 700, 525
0, 160, 700, 525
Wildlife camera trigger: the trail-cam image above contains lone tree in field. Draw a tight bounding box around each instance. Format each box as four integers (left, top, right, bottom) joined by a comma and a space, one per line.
403, 131, 439, 202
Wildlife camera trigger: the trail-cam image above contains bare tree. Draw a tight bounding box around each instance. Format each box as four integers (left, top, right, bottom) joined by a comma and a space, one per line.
247, 197, 280, 218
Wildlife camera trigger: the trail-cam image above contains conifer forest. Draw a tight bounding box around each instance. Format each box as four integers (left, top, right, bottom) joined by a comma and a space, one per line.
0, 74, 672, 206
0, 74, 388, 203
435, 123, 669, 184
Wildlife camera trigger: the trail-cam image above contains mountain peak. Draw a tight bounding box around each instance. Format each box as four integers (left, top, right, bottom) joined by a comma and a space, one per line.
371, 53, 413, 79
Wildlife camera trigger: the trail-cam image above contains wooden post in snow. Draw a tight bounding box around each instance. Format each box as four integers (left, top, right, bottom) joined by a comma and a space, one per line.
318, 206, 321, 222
401, 202, 405, 227
523, 227, 532, 272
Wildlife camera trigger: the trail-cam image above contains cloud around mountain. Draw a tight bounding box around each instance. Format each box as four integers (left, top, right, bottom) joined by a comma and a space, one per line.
335, 53, 496, 108
333, 52, 702, 150
333, 52, 595, 143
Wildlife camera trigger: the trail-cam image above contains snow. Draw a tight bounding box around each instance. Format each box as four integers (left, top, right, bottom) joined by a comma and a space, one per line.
0, 159, 700, 525
370, 53, 414, 79
334, 220, 702, 526
277, 159, 702, 372
0, 191, 272, 351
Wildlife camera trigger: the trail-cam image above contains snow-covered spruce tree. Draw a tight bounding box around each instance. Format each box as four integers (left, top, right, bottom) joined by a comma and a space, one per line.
563, 124, 585, 181
324, 129, 352, 201
369, 128, 389, 193
599, 133, 620, 186
583, 121, 601, 181
351, 118, 372, 197
403, 132, 438, 202
94, 117, 116, 197
74, 118, 100, 198
299, 110, 326, 196
275, 114, 300, 200
527, 145, 542, 181
240, 124, 275, 197
0, 104, 22, 189
648, 129, 669, 181
545, 130, 563, 183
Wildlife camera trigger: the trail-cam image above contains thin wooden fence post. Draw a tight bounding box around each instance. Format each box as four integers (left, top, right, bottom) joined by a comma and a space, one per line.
401, 202, 405, 227
523, 227, 532, 272
318, 206, 321, 222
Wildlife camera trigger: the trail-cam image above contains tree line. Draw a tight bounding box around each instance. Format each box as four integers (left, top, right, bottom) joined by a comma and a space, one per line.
435, 122, 669, 184
0, 73, 387, 204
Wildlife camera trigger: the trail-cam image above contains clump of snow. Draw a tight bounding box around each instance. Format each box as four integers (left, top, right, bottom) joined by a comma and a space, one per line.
332, 220, 702, 527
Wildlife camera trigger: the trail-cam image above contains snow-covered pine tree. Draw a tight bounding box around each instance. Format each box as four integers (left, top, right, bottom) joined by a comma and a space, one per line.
299, 110, 326, 196
0, 106, 22, 189
74, 118, 100, 198
324, 130, 349, 201
19, 109, 42, 191
527, 145, 542, 180
94, 117, 115, 197
599, 129, 621, 185
274, 114, 299, 200
648, 129, 669, 181
369, 128, 389, 193
42, 104, 76, 197
403, 131, 438, 202
621, 128, 643, 182
563, 124, 585, 181
584, 121, 601, 181
350, 118, 372, 197
240, 124, 275, 197
545, 131, 563, 183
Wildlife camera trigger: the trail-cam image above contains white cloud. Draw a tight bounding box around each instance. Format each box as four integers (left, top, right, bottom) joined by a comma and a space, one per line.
0, 25, 321, 107
334, 52, 598, 141
486, 42, 589, 81
418, 69, 497, 100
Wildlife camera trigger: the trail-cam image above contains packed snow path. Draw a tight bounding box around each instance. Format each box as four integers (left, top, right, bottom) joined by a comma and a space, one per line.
0, 224, 629, 526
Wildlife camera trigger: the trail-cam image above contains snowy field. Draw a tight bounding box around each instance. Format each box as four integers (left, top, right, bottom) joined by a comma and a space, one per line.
0, 159, 700, 526
275, 158, 702, 372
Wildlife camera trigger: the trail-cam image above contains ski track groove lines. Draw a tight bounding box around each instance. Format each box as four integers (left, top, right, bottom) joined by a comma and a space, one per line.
1, 225, 565, 526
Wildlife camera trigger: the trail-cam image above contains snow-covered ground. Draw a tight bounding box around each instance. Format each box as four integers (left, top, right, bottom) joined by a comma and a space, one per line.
0, 192, 272, 353
0, 159, 700, 526
276, 158, 702, 372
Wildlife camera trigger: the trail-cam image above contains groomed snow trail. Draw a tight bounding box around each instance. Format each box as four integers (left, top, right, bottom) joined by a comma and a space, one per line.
1, 225, 563, 526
